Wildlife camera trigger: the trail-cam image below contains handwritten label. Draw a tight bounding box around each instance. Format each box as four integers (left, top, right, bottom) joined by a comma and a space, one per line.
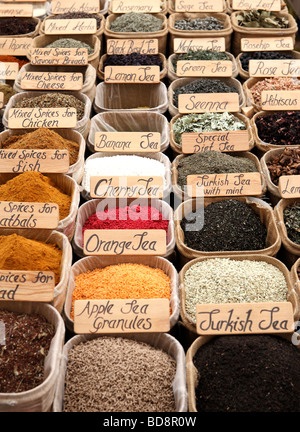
241, 37, 294, 52
249, 59, 300, 77
20, 71, 83, 91
111, 0, 161, 13
83, 229, 167, 256
178, 93, 240, 114
0, 93, 3, 109
0, 62, 19, 80
175, 0, 224, 12
174, 37, 225, 53
30, 47, 88, 66
8, 108, 77, 129
0, 37, 32, 55
106, 39, 158, 55
44, 18, 97, 35
90, 176, 164, 199
182, 130, 250, 153
176, 60, 232, 77
0, 149, 70, 173
104, 65, 160, 84
279, 175, 300, 198
74, 298, 170, 334
232, 0, 281, 10
51, 0, 100, 14
187, 172, 262, 197
0, 201, 59, 229
94, 132, 161, 152
0, 270, 55, 302
0, 3, 33, 16
261, 90, 300, 110
196, 302, 294, 335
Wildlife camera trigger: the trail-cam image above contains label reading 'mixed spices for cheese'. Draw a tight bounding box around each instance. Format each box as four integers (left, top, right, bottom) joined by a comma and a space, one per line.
174, 37, 226, 53
0, 149, 70, 173
111, 0, 161, 13
94, 132, 161, 152
0, 201, 59, 230
104, 65, 160, 83
176, 60, 232, 77
20, 71, 83, 91
30, 47, 88, 66
51, 0, 100, 14
106, 39, 159, 55
178, 93, 239, 114
175, 0, 224, 12
44, 18, 97, 35
90, 176, 164, 199
241, 37, 294, 52
181, 130, 250, 153
231, 0, 281, 11
8, 108, 77, 129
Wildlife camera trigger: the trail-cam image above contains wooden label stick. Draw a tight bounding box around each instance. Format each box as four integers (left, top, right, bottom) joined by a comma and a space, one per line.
0, 201, 59, 229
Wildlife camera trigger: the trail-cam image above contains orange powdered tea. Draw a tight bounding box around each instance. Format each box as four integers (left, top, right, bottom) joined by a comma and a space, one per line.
71, 263, 171, 319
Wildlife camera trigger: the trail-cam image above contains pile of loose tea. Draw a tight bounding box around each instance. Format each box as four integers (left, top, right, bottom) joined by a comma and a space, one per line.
239, 51, 295, 72
103, 52, 163, 68
0, 310, 55, 393
193, 335, 300, 412
172, 49, 230, 72
235, 9, 289, 28
0, 84, 15, 106
174, 16, 224, 31
266, 147, 300, 185
110, 12, 164, 33
45, 38, 94, 55
14, 93, 85, 121
183, 258, 288, 323
0, 17, 37, 35
176, 150, 257, 188
255, 111, 300, 146
250, 77, 300, 108
173, 78, 239, 108
172, 112, 246, 146
283, 203, 300, 245
63, 336, 177, 412
49, 12, 102, 29
181, 199, 267, 252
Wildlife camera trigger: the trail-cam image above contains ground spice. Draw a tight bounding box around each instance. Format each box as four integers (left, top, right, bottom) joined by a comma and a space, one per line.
0, 233, 62, 284
63, 336, 177, 412
240, 51, 295, 72
250, 77, 300, 108
49, 12, 102, 29
172, 49, 230, 73
0, 55, 29, 69
0, 17, 37, 35
181, 199, 267, 252
283, 203, 300, 245
236, 9, 289, 28
183, 258, 288, 323
0, 309, 55, 393
71, 263, 171, 319
0, 172, 72, 221
176, 150, 257, 188
109, 12, 164, 33
103, 52, 163, 68
1, 128, 80, 166
193, 335, 300, 412
14, 93, 85, 121
255, 111, 300, 146
174, 16, 224, 31
173, 78, 239, 108
266, 147, 300, 185
82, 205, 169, 234
0, 84, 15, 106
45, 38, 94, 55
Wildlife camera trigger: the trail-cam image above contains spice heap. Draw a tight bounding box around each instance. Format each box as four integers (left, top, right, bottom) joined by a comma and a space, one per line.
82, 205, 169, 234
0, 84, 15, 106
63, 336, 177, 412
283, 203, 300, 245
1, 128, 80, 166
0, 17, 37, 35
255, 111, 300, 146
174, 16, 224, 31
103, 53, 163, 69
176, 151, 257, 188
14, 93, 85, 121
45, 38, 94, 55
193, 335, 300, 412
49, 12, 102, 29
0, 55, 29, 69
173, 78, 239, 108
181, 199, 267, 252
236, 9, 289, 28
110, 12, 164, 33
71, 263, 171, 319
0, 310, 55, 393
183, 258, 288, 323
0, 172, 72, 220
239, 51, 295, 72
250, 77, 300, 108
172, 112, 246, 146
266, 147, 300, 185
172, 49, 231, 73
0, 233, 62, 284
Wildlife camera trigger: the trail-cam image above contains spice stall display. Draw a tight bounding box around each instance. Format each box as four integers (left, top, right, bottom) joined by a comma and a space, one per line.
275, 199, 300, 267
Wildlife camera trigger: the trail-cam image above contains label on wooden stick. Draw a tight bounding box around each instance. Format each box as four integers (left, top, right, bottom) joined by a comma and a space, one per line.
196, 302, 294, 335
104, 65, 160, 84
106, 38, 158, 55
0, 270, 55, 302
174, 37, 225, 53
0, 149, 70, 173
0, 62, 19, 80
261, 90, 300, 110
241, 37, 294, 52
279, 175, 300, 198
0, 3, 33, 16
0, 201, 59, 229
176, 60, 232, 77
30, 47, 88, 66
187, 172, 262, 197
182, 130, 250, 153
94, 132, 161, 152
8, 108, 77, 129
0, 37, 32, 55
111, 0, 161, 13
83, 229, 167, 256
249, 59, 300, 77
90, 176, 164, 199
74, 298, 170, 334
51, 0, 100, 14
231, 0, 281, 10
178, 93, 239, 114
20, 71, 83, 91
45, 18, 97, 35
175, 0, 224, 12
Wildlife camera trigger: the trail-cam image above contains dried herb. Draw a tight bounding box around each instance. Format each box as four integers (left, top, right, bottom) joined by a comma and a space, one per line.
236, 9, 289, 28
110, 12, 163, 33
174, 16, 224, 31
240, 51, 295, 72
266, 147, 300, 185
0, 84, 15, 105
45, 38, 94, 55
283, 203, 300, 245
0, 17, 37, 35
172, 49, 230, 72
103, 52, 163, 68
255, 111, 300, 146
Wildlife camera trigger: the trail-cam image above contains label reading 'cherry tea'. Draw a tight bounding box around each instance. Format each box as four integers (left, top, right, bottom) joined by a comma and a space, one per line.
30, 47, 88, 66
90, 176, 164, 199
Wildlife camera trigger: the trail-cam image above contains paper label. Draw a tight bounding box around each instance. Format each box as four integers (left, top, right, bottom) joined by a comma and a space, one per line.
44, 18, 97, 35
0, 201, 59, 229
111, 0, 161, 13
175, 0, 224, 12
261, 90, 300, 110
51, 0, 100, 14
94, 132, 161, 152
0, 37, 32, 55
178, 93, 240, 114
106, 38, 159, 55
241, 37, 294, 52
231, 0, 281, 10
0, 3, 33, 16
0, 62, 19, 80
176, 60, 232, 77
104, 65, 160, 84
249, 59, 300, 77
